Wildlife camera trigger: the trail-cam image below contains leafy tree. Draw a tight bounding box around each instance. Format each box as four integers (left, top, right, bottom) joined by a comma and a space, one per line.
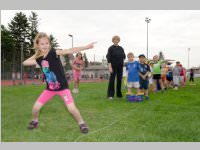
49, 34, 59, 49
28, 11, 39, 56
1, 25, 16, 75
83, 52, 89, 68
8, 12, 30, 72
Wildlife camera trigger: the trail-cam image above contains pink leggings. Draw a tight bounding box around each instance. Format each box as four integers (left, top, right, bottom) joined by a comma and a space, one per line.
36, 89, 74, 106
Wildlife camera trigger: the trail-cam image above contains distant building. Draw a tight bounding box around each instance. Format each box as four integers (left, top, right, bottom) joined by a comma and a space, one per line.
186, 66, 200, 77
84, 64, 109, 79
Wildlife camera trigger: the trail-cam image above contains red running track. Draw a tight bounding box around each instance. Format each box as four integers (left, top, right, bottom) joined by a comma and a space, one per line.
1, 79, 108, 86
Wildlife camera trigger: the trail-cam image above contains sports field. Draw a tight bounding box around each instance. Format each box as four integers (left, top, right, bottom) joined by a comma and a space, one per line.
1, 78, 200, 142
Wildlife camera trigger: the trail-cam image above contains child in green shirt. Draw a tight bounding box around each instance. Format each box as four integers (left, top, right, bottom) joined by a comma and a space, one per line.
152, 55, 165, 92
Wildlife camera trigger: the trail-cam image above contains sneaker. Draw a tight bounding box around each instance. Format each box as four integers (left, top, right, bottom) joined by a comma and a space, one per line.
76, 88, 79, 93
28, 121, 38, 130
72, 88, 76, 93
79, 123, 89, 134
72, 88, 79, 93
108, 97, 113, 100
174, 87, 178, 90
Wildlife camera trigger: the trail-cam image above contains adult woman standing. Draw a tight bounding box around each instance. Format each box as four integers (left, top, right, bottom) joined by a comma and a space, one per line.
106, 35, 126, 99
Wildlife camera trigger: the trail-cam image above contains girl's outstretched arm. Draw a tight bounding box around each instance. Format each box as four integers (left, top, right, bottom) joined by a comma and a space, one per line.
56, 42, 96, 56
23, 54, 37, 66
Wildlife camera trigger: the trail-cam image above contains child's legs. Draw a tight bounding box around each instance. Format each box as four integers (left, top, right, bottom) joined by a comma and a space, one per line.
144, 89, 148, 96
73, 71, 80, 89
58, 89, 84, 124
133, 82, 140, 94
173, 76, 178, 87
77, 79, 80, 89
127, 82, 133, 94
73, 79, 78, 89
32, 102, 43, 122
192, 77, 194, 82
159, 79, 164, 90
136, 88, 140, 94
33, 90, 55, 121
67, 103, 84, 124
164, 78, 167, 87
143, 80, 149, 96
139, 78, 144, 94
153, 79, 157, 91
76, 72, 81, 89
128, 87, 132, 94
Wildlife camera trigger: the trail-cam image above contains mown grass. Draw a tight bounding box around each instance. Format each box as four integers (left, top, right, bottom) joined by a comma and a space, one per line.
1, 78, 200, 142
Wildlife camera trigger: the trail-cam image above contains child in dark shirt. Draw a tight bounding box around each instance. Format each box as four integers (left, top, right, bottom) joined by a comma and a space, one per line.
138, 54, 150, 100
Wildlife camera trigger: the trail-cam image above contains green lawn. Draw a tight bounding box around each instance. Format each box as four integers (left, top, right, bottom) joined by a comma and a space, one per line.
1, 78, 200, 142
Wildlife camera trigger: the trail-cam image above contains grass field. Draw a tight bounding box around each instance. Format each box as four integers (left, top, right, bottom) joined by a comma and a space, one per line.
1, 78, 200, 142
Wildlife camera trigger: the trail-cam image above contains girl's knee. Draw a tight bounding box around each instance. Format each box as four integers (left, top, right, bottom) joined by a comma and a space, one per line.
32, 107, 40, 114
32, 105, 42, 113
67, 105, 78, 114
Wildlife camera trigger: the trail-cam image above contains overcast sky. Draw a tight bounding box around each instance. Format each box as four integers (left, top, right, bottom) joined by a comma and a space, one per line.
1, 10, 200, 68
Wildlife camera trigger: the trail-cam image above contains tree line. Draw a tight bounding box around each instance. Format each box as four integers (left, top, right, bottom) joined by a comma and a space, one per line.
1, 11, 89, 79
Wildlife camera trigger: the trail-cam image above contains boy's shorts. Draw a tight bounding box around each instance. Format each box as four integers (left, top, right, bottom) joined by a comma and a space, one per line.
149, 78, 153, 84
166, 76, 173, 81
127, 81, 140, 88
153, 74, 161, 80
180, 76, 184, 83
161, 75, 167, 81
139, 78, 149, 90
173, 76, 180, 86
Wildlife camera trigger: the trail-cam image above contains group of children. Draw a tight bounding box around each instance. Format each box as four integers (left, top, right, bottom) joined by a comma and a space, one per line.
123, 53, 193, 100
125, 53, 150, 100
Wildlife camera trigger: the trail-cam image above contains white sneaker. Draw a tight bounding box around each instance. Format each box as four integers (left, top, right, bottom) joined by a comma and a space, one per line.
174, 87, 178, 90
76, 88, 79, 93
72, 88, 77, 93
108, 97, 113, 100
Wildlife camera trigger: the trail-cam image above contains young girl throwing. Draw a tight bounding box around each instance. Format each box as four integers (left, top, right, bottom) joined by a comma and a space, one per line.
72, 52, 84, 93
23, 32, 96, 134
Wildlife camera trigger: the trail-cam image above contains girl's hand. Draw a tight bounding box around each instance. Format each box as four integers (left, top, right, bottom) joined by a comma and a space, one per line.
85, 42, 97, 49
142, 75, 146, 80
76, 68, 81, 71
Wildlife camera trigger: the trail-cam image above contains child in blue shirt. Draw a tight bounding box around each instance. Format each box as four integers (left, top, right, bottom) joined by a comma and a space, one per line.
126, 52, 140, 95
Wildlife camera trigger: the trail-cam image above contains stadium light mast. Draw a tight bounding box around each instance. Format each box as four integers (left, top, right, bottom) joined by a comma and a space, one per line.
188, 48, 191, 69
145, 17, 151, 59
68, 34, 73, 48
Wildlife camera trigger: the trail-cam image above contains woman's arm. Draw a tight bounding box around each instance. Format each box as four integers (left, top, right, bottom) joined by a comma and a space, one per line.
72, 60, 80, 71
56, 42, 96, 56
23, 54, 37, 66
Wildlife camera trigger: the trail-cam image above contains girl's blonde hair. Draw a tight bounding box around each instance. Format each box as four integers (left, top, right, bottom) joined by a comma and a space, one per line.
34, 32, 51, 59
127, 52, 134, 58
